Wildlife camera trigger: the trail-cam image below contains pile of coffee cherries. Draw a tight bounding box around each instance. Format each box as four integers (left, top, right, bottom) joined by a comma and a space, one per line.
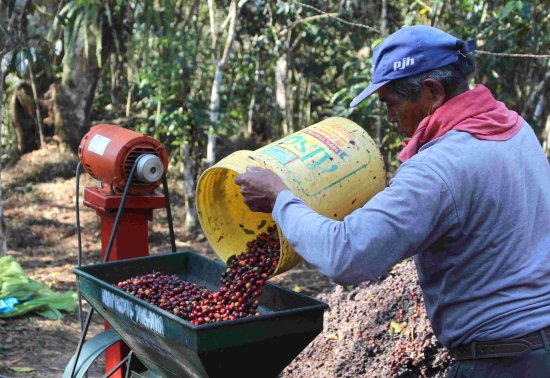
115, 225, 280, 325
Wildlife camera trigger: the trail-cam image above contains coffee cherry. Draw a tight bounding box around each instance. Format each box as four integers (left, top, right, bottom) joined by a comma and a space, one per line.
115, 225, 281, 324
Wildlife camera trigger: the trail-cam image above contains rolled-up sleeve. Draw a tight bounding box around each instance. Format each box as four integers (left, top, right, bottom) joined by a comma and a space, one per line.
272, 162, 459, 285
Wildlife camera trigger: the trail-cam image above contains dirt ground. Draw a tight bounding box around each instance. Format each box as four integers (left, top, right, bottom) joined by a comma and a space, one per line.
0, 145, 450, 377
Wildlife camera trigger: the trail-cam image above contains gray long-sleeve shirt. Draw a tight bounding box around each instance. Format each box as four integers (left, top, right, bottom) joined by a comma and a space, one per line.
272, 123, 550, 348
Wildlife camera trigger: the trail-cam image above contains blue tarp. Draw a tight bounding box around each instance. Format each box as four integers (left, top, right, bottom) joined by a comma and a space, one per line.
0, 297, 19, 313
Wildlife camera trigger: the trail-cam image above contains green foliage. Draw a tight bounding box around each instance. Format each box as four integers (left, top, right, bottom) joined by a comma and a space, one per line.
116, 0, 211, 158
54, 0, 125, 68
3, 0, 549, 169
327, 0, 550, 167
119, 0, 550, 168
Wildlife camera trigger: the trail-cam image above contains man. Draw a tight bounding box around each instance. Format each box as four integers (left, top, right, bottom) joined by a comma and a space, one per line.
234, 25, 550, 377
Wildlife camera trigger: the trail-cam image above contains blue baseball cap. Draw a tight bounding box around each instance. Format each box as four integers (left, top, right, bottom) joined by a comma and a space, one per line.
350, 25, 475, 108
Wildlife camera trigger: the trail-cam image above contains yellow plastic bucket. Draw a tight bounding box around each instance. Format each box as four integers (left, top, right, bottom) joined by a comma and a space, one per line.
196, 117, 386, 276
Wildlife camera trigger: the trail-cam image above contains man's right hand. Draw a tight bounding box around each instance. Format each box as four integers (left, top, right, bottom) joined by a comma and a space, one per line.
234, 166, 288, 213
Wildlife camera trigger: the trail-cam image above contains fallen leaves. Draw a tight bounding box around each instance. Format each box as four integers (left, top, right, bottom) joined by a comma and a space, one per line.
9, 366, 35, 373
389, 321, 408, 334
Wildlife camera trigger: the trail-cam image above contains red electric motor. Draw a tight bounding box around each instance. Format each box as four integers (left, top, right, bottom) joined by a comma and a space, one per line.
78, 124, 169, 196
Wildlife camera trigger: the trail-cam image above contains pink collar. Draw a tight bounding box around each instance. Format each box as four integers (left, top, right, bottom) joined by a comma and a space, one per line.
399, 84, 523, 163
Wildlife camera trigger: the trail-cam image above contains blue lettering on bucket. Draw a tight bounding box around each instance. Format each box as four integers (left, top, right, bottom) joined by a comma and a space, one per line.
280, 135, 308, 153
259, 130, 374, 197
300, 147, 337, 173
261, 146, 298, 165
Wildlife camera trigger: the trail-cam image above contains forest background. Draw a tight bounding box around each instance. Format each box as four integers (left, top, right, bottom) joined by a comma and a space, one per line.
0, 1, 548, 376
0, 0, 549, 243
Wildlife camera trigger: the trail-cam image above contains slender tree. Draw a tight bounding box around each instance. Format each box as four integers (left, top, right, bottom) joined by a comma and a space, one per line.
52, 1, 127, 152
0, 12, 6, 256
0, 0, 31, 256
0, 61, 7, 256
204, 0, 240, 167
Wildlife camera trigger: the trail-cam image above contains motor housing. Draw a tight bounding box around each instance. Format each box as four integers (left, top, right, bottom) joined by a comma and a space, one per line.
78, 124, 169, 195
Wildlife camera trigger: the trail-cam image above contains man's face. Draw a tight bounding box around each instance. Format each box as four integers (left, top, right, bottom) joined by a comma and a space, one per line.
377, 85, 431, 137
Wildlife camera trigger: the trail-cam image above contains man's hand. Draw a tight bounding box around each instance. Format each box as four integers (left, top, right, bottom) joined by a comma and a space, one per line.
234, 166, 288, 213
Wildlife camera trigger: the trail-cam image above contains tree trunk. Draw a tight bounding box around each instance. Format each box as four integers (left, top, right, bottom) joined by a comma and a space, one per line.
125, 63, 134, 117
206, 66, 222, 166
24, 54, 45, 148
304, 77, 311, 127
297, 74, 311, 130
10, 81, 39, 153
110, 52, 120, 114
182, 139, 198, 232
3, 0, 40, 153
431, 0, 447, 28
275, 56, 288, 135
296, 71, 302, 131
178, 3, 205, 233
543, 115, 550, 159
54, 38, 102, 152
246, 55, 260, 136
204, 0, 238, 167
273, 10, 331, 136
376, 0, 388, 147
381, 0, 387, 34
285, 60, 293, 134
0, 69, 8, 256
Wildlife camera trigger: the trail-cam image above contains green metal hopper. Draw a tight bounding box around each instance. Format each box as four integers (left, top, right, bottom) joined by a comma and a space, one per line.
73, 251, 328, 378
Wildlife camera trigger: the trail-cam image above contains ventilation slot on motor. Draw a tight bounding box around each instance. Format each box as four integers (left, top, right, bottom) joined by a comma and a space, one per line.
124, 147, 158, 180
85, 164, 96, 179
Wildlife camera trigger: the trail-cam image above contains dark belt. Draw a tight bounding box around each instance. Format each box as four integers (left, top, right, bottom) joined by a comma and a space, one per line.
450, 327, 550, 360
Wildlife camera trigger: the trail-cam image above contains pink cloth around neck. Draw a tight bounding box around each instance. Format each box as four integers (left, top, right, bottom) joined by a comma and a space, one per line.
398, 84, 523, 163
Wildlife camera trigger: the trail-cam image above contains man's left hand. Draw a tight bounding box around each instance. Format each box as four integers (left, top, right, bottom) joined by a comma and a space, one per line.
234, 166, 287, 213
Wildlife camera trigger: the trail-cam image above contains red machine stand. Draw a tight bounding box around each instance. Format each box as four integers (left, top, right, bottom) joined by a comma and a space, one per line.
83, 187, 166, 378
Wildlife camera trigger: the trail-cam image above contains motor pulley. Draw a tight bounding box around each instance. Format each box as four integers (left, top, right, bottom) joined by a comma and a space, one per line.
78, 124, 169, 195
